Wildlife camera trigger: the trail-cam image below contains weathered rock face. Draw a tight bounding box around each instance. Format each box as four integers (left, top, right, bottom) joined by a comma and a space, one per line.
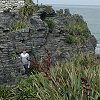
0, 12, 49, 84
44, 15, 96, 62
0, 9, 97, 84
0, 12, 20, 84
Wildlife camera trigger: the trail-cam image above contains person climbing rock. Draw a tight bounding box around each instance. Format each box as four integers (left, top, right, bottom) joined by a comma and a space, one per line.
20, 49, 30, 75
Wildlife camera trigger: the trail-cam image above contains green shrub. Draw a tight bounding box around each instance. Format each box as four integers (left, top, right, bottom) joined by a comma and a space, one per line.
10, 20, 26, 32
65, 15, 89, 44
45, 18, 55, 32
65, 34, 84, 44
39, 5, 53, 14
65, 34, 77, 44
19, 0, 38, 18
65, 15, 89, 36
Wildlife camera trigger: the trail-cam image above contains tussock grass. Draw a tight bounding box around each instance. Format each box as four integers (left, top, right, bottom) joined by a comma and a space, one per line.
0, 54, 100, 100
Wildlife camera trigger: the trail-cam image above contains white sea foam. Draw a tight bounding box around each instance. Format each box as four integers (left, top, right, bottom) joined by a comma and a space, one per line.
95, 44, 100, 54
96, 44, 100, 47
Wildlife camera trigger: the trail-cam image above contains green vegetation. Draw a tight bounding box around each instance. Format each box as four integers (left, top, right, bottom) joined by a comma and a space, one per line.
39, 5, 53, 14
10, 52, 18, 61
24, 0, 33, 4
10, 20, 26, 32
0, 54, 100, 100
44, 18, 55, 32
0, 85, 12, 99
19, 0, 38, 18
10, 0, 39, 32
65, 15, 89, 44
64, 34, 84, 44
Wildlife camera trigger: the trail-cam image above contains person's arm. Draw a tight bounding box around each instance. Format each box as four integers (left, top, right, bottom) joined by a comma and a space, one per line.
27, 54, 30, 68
28, 61, 30, 68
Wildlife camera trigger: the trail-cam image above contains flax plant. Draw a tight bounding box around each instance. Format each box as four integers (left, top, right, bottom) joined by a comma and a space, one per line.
0, 54, 100, 100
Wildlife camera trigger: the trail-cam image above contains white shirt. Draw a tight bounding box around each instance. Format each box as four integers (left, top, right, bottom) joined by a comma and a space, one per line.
20, 53, 29, 65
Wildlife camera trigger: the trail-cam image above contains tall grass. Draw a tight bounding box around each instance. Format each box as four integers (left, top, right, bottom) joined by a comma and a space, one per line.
0, 54, 100, 100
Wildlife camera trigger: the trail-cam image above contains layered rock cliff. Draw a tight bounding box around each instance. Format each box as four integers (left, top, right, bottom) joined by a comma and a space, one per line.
0, 6, 97, 84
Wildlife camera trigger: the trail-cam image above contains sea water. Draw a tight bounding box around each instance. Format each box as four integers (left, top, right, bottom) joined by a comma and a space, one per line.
52, 5, 100, 54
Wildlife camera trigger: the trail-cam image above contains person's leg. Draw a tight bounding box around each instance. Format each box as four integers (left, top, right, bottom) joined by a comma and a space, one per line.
23, 64, 29, 75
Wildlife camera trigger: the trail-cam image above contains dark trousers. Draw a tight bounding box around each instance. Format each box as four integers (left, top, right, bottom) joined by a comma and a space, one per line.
23, 64, 29, 75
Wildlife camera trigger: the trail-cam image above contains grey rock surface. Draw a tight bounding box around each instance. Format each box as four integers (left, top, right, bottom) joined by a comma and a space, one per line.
0, 9, 97, 84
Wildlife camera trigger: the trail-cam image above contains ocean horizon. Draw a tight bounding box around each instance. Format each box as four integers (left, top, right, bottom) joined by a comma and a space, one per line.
52, 4, 100, 54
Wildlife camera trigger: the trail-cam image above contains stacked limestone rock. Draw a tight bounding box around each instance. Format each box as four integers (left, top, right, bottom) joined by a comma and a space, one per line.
0, 12, 49, 84
0, 4, 97, 84
0, 13, 21, 84
0, 32, 20, 83
0, 0, 24, 12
